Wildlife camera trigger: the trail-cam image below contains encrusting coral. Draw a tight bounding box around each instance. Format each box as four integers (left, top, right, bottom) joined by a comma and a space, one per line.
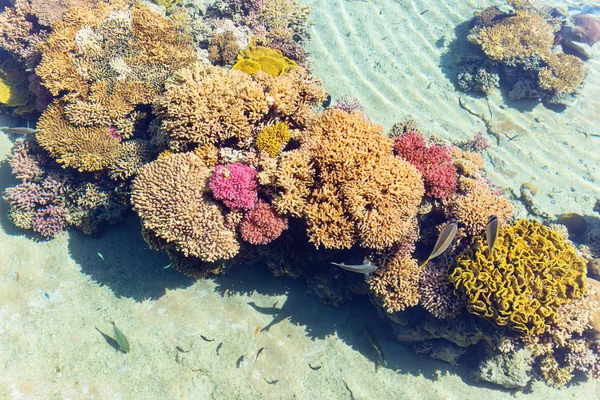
232, 44, 297, 76
132, 152, 240, 262
450, 219, 587, 336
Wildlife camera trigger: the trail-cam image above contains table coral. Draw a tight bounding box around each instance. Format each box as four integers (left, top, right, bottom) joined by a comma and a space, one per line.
450, 219, 588, 336
393, 131, 457, 199
468, 11, 555, 62
131, 152, 240, 262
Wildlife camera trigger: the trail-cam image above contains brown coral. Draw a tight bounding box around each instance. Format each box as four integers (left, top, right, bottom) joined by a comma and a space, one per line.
208, 31, 241, 65
131, 152, 240, 262
368, 253, 421, 313
538, 53, 585, 93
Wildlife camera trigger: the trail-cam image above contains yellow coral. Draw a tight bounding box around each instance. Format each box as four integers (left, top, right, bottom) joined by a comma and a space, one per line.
450, 219, 587, 336
255, 122, 292, 157
469, 11, 555, 62
0, 58, 36, 114
538, 53, 585, 93
233, 45, 297, 76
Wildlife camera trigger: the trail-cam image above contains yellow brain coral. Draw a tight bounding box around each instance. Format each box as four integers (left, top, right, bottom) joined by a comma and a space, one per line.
450, 219, 587, 336
131, 152, 240, 262
255, 122, 292, 156
233, 45, 297, 76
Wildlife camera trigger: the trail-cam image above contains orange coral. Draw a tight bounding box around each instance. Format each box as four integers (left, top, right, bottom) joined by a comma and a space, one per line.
131, 152, 240, 262
287, 110, 425, 250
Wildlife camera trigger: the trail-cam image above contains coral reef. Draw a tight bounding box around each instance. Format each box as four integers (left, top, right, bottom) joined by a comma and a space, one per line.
458, 7, 589, 104
450, 219, 587, 335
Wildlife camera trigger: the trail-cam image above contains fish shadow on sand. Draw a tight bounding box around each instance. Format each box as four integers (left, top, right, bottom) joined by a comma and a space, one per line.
95, 327, 126, 354
68, 211, 194, 300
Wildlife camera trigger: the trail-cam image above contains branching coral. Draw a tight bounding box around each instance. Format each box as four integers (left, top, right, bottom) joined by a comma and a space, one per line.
240, 199, 288, 244
298, 110, 424, 250
538, 53, 585, 93
208, 31, 242, 65
445, 179, 513, 236
394, 131, 457, 199
450, 219, 587, 335
131, 152, 240, 262
208, 162, 258, 211
368, 253, 421, 313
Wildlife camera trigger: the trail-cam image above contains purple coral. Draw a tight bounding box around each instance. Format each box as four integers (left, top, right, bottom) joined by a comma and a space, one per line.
209, 162, 258, 211
4, 182, 49, 209
8, 139, 46, 181
32, 205, 67, 237
419, 261, 464, 319
333, 95, 363, 113
463, 132, 490, 153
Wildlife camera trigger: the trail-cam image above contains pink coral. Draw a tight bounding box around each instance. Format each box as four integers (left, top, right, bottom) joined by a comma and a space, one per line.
333, 95, 363, 114
8, 139, 45, 181
32, 205, 67, 237
419, 260, 464, 319
393, 131, 457, 199
209, 162, 258, 211
240, 200, 288, 245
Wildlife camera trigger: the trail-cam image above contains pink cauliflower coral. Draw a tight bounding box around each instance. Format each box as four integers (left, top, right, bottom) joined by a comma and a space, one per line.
393, 131, 457, 199
240, 200, 288, 245
209, 162, 258, 211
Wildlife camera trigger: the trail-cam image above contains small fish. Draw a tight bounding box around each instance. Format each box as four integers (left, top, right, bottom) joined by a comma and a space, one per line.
200, 335, 214, 342
112, 322, 130, 353
254, 325, 261, 337
97, 253, 104, 261
308, 363, 322, 371
236, 355, 245, 368
420, 9, 430, 15
485, 215, 500, 256
163, 263, 172, 269
0, 126, 36, 135
364, 324, 387, 372
265, 379, 279, 385
176, 346, 189, 353
330, 262, 378, 274
420, 220, 458, 267
255, 347, 265, 362
216, 342, 223, 356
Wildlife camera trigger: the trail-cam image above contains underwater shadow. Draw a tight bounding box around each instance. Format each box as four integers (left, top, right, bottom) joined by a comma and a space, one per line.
67, 211, 194, 301
214, 261, 485, 386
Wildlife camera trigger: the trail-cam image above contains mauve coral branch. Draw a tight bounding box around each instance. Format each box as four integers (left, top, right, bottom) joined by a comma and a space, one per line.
32, 205, 67, 237
394, 131, 457, 199
240, 199, 288, 245
209, 162, 259, 211
8, 139, 46, 182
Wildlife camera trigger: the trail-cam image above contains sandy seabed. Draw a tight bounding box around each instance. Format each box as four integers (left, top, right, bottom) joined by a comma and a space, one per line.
1, 0, 599, 398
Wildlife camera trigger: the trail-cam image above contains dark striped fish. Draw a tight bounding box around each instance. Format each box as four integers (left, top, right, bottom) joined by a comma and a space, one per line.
485, 215, 500, 256
420, 220, 458, 267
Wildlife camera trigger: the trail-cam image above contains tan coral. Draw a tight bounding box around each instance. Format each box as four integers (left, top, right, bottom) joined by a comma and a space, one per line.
367, 254, 422, 313
446, 180, 513, 236
538, 53, 585, 93
36, 101, 121, 172
469, 11, 555, 62
108, 139, 155, 180
154, 65, 270, 151
131, 152, 240, 262
268, 149, 315, 218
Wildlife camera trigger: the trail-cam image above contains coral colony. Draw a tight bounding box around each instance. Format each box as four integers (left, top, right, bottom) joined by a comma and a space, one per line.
1, 0, 599, 390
